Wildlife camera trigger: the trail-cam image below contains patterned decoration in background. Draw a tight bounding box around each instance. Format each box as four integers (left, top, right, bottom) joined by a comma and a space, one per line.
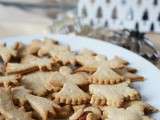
78, 0, 160, 33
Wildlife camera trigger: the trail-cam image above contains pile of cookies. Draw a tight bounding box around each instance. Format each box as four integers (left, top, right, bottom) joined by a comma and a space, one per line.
0, 39, 157, 120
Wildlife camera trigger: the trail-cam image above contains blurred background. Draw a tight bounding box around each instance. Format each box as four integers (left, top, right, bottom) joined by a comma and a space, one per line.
0, 0, 77, 37
0, 0, 159, 68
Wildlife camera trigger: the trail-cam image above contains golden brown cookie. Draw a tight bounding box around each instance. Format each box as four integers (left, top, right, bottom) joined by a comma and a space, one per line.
6, 63, 39, 74
78, 49, 97, 56
21, 54, 40, 63
38, 39, 60, 56
26, 40, 43, 54
13, 41, 27, 57
53, 83, 90, 105
89, 65, 124, 84
128, 101, 158, 114
6, 57, 54, 74
0, 74, 21, 87
0, 88, 33, 120
12, 86, 32, 105
48, 66, 89, 89
22, 71, 59, 96
26, 94, 61, 120
76, 50, 107, 69
76, 56, 127, 74
114, 67, 144, 81
89, 81, 140, 107
24, 57, 54, 70
49, 49, 76, 65
45, 71, 65, 91
0, 44, 17, 63
69, 106, 85, 120
108, 56, 129, 67
103, 103, 153, 120
69, 105, 102, 120
55, 105, 73, 118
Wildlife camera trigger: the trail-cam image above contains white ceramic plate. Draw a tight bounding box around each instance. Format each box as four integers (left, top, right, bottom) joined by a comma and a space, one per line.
2, 34, 160, 119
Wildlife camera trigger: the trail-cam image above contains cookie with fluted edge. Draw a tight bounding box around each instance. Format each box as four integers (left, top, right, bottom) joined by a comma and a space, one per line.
102, 101, 156, 120
89, 65, 124, 84
53, 83, 90, 105
89, 81, 140, 107
76, 49, 128, 68
76, 55, 127, 73
47, 66, 89, 89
